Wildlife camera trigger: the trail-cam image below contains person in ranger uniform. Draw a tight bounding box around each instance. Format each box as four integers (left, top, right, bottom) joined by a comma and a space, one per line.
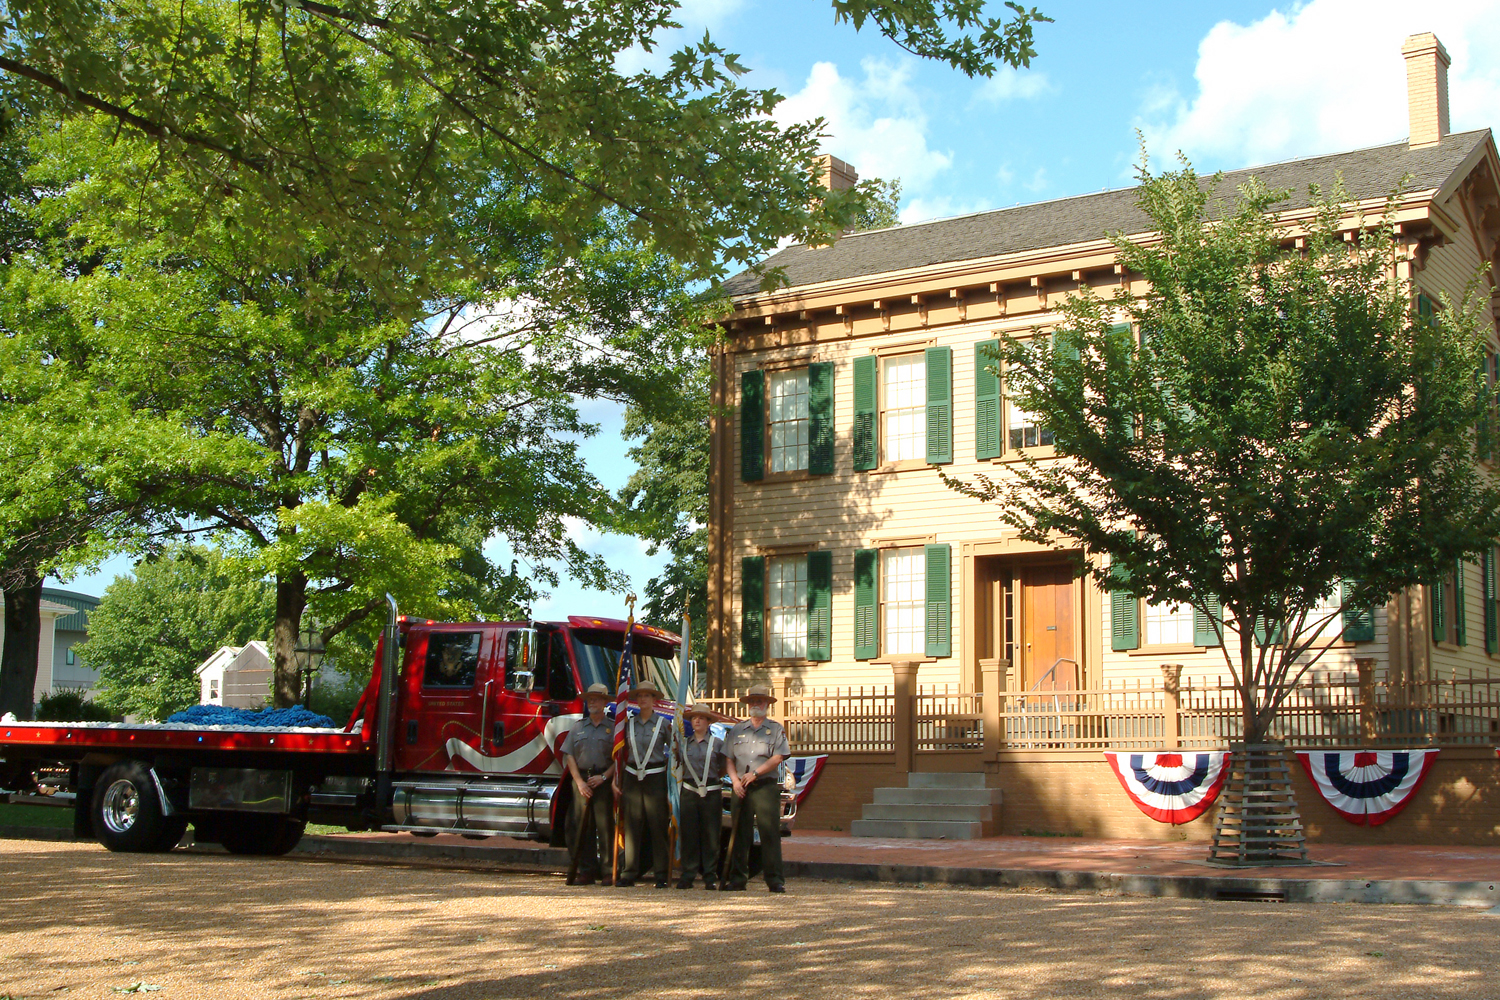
675, 705, 726, 890
724, 685, 791, 893
617, 678, 672, 888
561, 683, 616, 886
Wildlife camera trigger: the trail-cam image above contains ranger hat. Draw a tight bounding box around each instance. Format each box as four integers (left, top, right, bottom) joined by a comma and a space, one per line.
583, 683, 612, 700
683, 704, 717, 721
739, 684, 778, 705
628, 678, 664, 699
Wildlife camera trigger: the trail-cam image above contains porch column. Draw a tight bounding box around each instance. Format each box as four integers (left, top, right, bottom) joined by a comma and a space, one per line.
980, 657, 1004, 757
771, 676, 791, 724
892, 660, 920, 774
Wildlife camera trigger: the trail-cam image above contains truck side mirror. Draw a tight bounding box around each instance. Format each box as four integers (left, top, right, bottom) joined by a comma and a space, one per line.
507, 628, 539, 692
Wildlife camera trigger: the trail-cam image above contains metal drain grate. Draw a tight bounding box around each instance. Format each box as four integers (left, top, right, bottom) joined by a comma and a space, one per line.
1214, 889, 1286, 902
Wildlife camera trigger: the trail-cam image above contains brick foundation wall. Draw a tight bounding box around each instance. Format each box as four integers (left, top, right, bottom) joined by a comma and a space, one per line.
795, 747, 1500, 846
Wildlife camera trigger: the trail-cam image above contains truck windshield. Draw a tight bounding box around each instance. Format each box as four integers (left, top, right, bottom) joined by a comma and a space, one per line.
569, 629, 680, 698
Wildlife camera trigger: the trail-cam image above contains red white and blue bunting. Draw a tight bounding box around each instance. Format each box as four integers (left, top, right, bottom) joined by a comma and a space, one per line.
1295, 749, 1439, 826
1104, 751, 1231, 825
786, 755, 828, 806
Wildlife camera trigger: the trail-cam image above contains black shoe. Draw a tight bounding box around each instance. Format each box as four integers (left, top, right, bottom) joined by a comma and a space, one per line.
675, 879, 695, 889
599, 877, 613, 887
722, 882, 746, 891
616, 878, 636, 887
654, 880, 670, 889
572, 876, 596, 886
767, 884, 786, 894
702, 879, 717, 891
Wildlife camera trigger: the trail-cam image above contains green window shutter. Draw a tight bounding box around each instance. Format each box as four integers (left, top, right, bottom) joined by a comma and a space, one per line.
1193, 594, 1223, 647
925, 346, 953, 465
853, 548, 878, 660
1417, 293, 1435, 321
1109, 565, 1139, 651
924, 543, 952, 657
1341, 580, 1375, 643
740, 370, 765, 482
1455, 559, 1467, 646
1484, 548, 1499, 656
974, 340, 1001, 461
740, 555, 765, 664
806, 550, 833, 661
852, 355, 878, 471
1429, 578, 1445, 643
1054, 328, 1080, 363
1107, 323, 1136, 440
1253, 617, 1284, 647
808, 362, 835, 475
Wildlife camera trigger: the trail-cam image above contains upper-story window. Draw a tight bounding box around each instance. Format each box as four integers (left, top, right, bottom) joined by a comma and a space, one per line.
767, 369, 810, 473
1005, 335, 1054, 452
1143, 599, 1193, 646
882, 355, 926, 463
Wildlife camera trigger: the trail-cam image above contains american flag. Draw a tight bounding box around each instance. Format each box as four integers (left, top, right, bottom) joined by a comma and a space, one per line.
611, 623, 635, 765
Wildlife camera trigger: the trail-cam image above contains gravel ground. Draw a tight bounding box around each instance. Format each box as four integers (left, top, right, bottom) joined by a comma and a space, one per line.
2, 839, 1498, 1000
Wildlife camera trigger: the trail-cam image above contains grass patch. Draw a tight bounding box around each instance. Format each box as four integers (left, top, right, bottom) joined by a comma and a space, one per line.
0, 801, 75, 828
1019, 828, 1084, 838
304, 823, 352, 836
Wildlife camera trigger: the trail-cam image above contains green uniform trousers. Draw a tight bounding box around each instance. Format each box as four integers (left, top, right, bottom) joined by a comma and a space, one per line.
678, 787, 723, 882
567, 780, 615, 880
620, 770, 670, 883
728, 779, 783, 889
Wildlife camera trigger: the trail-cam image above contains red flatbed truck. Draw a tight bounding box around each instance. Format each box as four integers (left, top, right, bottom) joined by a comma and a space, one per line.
0, 598, 691, 855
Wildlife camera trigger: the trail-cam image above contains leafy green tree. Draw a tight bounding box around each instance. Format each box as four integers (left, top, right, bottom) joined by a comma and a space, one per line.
0, 1, 1046, 288
78, 545, 275, 721
948, 160, 1500, 748
852, 178, 903, 232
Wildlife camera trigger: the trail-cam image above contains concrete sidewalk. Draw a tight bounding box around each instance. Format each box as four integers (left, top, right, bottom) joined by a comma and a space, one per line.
295, 828, 1500, 908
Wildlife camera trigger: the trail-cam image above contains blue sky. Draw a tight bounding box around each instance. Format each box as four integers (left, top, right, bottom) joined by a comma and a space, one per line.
50, 0, 1500, 618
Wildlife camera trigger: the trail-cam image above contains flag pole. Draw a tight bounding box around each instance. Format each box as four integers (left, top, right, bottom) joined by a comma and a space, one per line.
611, 594, 636, 887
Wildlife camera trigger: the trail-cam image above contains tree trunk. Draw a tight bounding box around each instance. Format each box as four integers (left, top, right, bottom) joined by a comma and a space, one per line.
0, 577, 44, 720
272, 571, 307, 709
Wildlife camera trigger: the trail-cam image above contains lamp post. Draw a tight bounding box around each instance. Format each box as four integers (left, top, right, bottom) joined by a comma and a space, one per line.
293, 624, 325, 709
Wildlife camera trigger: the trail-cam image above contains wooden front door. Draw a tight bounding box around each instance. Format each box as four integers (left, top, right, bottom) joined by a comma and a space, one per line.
1022, 564, 1076, 691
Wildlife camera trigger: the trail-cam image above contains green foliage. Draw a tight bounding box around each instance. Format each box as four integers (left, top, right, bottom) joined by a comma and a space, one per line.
306, 675, 368, 730
0, 1, 1046, 289
619, 348, 712, 661
946, 155, 1500, 739
77, 544, 275, 721
36, 688, 114, 722
851, 178, 904, 232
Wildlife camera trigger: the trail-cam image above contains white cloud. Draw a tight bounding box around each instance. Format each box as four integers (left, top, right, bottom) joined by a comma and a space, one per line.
614, 0, 747, 75
899, 195, 992, 226
1138, 0, 1500, 168
775, 58, 953, 192
972, 67, 1051, 105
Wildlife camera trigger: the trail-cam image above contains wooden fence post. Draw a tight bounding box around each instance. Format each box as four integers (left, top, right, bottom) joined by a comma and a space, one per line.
1161, 663, 1182, 748
771, 676, 791, 724
1356, 657, 1377, 743
892, 661, 920, 774
980, 658, 1002, 757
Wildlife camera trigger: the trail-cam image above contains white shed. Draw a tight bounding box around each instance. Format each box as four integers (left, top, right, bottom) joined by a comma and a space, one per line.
196, 641, 272, 709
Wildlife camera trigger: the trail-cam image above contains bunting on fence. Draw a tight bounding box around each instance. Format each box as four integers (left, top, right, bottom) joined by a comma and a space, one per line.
1104, 751, 1231, 824
1295, 750, 1438, 826
786, 754, 829, 806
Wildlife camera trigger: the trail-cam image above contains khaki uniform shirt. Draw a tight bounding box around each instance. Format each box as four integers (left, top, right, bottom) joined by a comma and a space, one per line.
680, 733, 726, 791
624, 713, 670, 774
561, 716, 613, 773
726, 718, 791, 781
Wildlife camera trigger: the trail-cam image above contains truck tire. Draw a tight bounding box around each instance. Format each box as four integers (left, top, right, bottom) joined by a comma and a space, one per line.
219, 814, 306, 856
91, 761, 173, 853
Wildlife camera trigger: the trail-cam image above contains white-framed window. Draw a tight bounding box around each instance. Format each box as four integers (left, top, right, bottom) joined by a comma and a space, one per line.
767, 368, 810, 473
766, 555, 808, 659
1308, 588, 1345, 641
1005, 338, 1054, 451
209, 678, 220, 701
882, 355, 926, 462
65, 648, 76, 666
882, 547, 925, 655
1144, 599, 1194, 646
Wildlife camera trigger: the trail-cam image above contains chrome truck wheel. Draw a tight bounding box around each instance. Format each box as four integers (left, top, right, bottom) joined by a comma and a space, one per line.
91, 761, 177, 853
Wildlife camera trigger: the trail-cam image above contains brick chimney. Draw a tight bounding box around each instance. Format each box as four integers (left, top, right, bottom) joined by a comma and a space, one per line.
814, 154, 859, 192
1402, 32, 1450, 150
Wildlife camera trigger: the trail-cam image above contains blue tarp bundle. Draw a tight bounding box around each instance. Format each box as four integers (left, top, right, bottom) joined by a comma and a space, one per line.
166, 704, 338, 729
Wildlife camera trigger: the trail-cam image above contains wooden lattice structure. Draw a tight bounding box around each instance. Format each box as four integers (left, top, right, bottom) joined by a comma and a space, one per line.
1208, 743, 1311, 866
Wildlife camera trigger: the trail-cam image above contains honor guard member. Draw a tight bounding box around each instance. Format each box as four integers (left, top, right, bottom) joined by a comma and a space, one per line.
561, 683, 616, 885
724, 685, 791, 893
618, 678, 672, 887
675, 705, 726, 889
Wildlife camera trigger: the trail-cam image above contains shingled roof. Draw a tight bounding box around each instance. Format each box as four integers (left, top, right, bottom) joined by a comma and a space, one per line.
724, 129, 1493, 298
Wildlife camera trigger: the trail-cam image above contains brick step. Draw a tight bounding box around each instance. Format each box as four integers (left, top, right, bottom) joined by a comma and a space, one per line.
906, 772, 988, 789
849, 818, 985, 840
873, 787, 1003, 806
860, 802, 994, 822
